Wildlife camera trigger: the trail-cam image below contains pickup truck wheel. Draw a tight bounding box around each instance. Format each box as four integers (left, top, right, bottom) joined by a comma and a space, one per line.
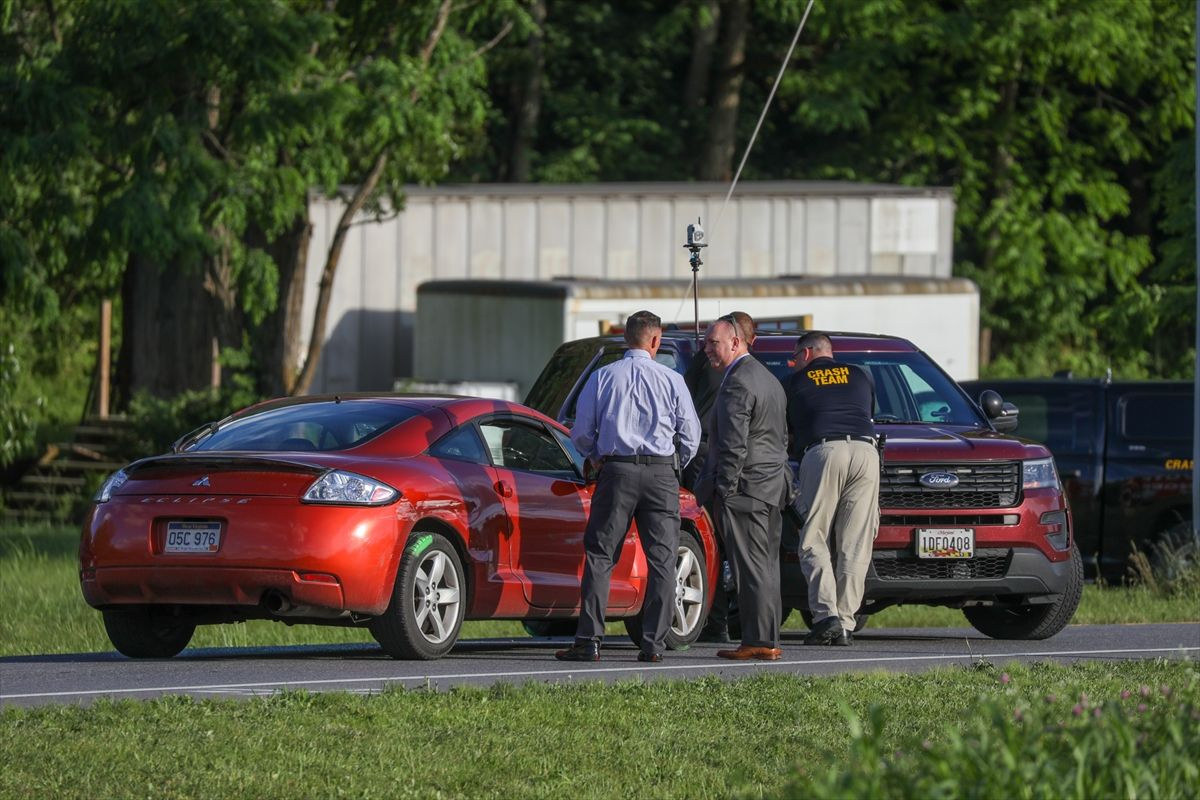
370, 532, 465, 660
625, 533, 707, 650
963, 548, 1083, 640
102, 609, 195, 658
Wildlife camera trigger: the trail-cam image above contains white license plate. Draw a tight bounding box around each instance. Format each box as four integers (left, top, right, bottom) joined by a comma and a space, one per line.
916, 528, 974, 559
164, 521, 222, 554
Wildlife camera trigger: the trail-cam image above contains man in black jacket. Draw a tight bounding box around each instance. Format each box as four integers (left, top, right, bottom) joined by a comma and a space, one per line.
787, 332, 879, 646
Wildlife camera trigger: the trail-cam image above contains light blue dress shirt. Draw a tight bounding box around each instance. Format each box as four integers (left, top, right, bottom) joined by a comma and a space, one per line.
571, 349, 701, 466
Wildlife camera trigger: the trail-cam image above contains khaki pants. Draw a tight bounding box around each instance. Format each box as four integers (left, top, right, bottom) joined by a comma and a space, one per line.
795, 440, 880, 632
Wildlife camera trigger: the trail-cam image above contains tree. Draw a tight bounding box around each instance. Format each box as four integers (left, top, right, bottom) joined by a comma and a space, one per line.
753, 0, 1195, 378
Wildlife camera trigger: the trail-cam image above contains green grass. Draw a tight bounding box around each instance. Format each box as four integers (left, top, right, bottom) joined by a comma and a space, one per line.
2, 524, 1197, 657
1, 661, 1197, 799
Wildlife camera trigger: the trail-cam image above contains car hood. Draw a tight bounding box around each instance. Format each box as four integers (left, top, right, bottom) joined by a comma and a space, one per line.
874, 425, 1048, 462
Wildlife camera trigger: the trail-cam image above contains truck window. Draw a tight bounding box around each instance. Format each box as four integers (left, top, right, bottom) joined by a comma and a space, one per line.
561, 348, 680, 422
525, 341, 602, 418
999, 388, 1097, 455
1120, 393, 1194, 441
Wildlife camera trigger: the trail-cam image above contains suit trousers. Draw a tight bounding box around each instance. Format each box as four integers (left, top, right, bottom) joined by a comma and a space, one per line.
575, 461, 680, 654
796, 440, 880, 632
716, 493, 781, 648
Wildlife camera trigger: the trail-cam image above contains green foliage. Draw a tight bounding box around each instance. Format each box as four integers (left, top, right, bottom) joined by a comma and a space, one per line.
758, 0, 1195, 379
789, 671, 1200, 799
0, 662, 1197, 799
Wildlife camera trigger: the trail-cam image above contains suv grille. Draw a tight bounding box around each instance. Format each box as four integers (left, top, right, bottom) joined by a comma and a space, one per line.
881, 462, 1021, 509
873, 549, 1012, 581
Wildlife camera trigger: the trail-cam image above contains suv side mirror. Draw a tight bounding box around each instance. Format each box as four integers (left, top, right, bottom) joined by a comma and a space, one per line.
978, 390, 1019, 433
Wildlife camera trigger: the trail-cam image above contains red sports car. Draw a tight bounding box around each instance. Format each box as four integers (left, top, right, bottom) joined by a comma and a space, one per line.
80, 395, 718, 660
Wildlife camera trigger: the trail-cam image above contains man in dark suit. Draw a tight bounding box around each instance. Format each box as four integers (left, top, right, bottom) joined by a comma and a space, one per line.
684, 311, 758, 643
694, 316, 789, 660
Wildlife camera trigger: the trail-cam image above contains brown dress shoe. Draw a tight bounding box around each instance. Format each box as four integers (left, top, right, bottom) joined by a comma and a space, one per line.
716, 645, 783, 661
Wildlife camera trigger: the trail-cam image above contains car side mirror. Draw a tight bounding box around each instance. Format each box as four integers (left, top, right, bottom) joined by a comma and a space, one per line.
978, 390, 1019, 434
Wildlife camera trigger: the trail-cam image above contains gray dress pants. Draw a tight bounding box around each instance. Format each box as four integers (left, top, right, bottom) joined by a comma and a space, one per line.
575, 461, 680, 654
716, 493, 782, 648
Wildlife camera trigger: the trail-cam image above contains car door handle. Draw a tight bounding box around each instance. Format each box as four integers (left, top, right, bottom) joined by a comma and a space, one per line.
494, 480, 513, 498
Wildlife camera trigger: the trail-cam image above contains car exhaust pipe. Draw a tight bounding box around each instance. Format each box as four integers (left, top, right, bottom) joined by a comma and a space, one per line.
262, 590, 348, 619
262, 590, 293, 614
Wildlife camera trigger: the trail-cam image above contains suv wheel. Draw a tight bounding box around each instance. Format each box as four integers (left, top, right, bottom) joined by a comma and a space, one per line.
963, 548, 1083, 640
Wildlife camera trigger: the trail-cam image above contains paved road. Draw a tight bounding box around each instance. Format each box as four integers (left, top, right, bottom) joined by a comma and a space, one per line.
2, 623, 1196, 709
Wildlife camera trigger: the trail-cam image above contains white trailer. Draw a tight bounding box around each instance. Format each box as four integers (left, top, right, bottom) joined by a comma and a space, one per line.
414, 276, 979, 399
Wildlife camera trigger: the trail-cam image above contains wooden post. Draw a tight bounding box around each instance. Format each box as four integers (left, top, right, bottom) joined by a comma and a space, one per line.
211, 336, 221, 390
98, 300, 111, 419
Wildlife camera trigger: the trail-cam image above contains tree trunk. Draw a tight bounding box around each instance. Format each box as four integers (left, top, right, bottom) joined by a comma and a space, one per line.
116, 255, 218, 405
290, 1, 452, 396
698, 0, 749, 182
248, 209, 311, 398
683, 0, 720, 111
505, 0, 545, 182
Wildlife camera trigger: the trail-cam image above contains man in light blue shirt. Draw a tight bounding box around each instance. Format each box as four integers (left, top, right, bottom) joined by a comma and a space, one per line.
556, 310, 701, 663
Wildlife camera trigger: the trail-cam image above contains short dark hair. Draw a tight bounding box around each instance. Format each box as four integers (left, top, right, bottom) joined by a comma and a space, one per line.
624, 310, 662, 346
728, 311, 755, 344
795, 331, 832, 355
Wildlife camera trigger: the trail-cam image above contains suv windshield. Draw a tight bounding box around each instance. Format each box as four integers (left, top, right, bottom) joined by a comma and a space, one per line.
755, 351, 984, 426
191, 401, 419, 452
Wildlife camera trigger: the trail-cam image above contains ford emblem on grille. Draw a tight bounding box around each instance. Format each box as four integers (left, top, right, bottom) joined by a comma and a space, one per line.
919, 472, 959, 489
192, 476, 211, 487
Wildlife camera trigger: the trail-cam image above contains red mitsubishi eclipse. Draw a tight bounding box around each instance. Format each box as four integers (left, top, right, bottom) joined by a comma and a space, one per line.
80, 395, 717, 660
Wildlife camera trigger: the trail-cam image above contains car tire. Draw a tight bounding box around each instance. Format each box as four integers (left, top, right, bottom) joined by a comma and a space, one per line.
624, 533, 708, 650
102, 609, 195, 658
963, 548, 1084, 640
370, 532, 465, 660
522, 619, 577, 637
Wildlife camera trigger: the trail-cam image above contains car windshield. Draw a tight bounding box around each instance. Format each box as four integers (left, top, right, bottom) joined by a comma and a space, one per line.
755, 351, 985, 426
190, 401, 420, 452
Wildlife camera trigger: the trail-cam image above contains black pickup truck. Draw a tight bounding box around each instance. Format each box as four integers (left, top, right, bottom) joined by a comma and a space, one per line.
961, 378, 1193, 581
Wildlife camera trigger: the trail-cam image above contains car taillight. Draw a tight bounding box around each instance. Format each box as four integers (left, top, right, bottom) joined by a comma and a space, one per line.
302, 470, 397, 505
94, 469, 129, 503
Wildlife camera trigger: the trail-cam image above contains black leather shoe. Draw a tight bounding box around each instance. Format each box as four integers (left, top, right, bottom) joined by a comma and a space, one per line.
637, 651, 663, 663
555, 641, 600, 662
804, 616, 845, 646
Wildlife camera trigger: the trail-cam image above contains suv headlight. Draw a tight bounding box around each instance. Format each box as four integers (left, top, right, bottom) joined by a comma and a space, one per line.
94, 469, 129, 503
302, 470, 397, 505
1022, 458, 1060, 490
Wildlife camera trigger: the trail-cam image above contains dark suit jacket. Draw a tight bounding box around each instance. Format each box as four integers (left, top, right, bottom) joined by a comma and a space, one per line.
693, 355, 789, 507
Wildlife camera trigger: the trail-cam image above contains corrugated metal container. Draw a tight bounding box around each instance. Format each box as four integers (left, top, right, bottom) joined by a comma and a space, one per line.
302, 181, 955, 392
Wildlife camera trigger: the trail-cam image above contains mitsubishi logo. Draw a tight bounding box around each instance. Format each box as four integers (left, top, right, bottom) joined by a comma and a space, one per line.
192, 476, 211, 487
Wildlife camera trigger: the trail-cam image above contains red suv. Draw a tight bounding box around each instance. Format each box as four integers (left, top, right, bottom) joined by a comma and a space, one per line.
526, 330, 1082, 640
